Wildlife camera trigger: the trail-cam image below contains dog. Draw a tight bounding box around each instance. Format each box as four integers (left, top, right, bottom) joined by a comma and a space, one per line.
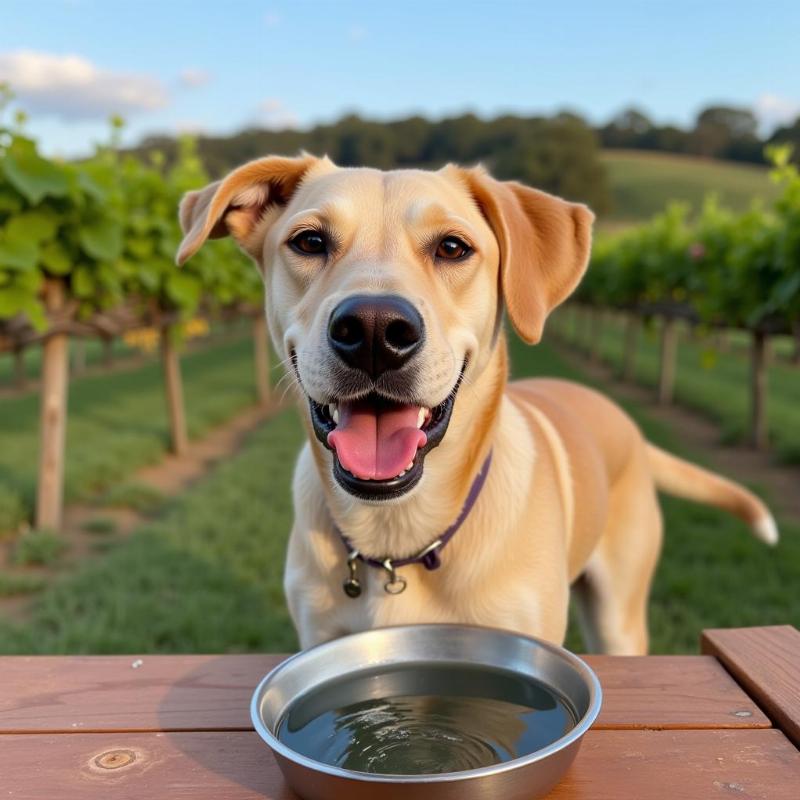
177, 154, 778, 655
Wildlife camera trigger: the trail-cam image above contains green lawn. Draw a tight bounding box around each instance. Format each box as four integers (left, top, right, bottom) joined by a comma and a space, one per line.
0, 331, 268, 534
0, 338, 795, 654
556, 309, 800, 464
601, 149, 780, 227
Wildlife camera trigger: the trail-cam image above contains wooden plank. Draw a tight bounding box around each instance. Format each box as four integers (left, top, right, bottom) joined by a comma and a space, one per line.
0, 729, 796, 799
585, 655, 769, 730
0, 654, 768, 734
702, 625, 800, 747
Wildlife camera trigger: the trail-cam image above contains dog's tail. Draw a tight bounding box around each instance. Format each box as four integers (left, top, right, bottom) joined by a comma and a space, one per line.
645, 443, 779, 545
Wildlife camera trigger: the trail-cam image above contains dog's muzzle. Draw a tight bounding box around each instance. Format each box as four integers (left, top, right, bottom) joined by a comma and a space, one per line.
304, 294, 464, 501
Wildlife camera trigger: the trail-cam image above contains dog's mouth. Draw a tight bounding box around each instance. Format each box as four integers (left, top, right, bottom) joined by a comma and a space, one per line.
308, 364, 466, 501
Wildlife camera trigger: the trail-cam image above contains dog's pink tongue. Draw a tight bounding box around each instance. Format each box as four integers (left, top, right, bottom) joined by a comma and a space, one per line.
328, 401, 427, 480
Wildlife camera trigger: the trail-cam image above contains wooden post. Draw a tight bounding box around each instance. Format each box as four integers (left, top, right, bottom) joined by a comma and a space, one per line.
792, 320, 800, 365
13, 346, 26, 390
160, 325, 188, 456
658, 317, 678, 405
252, 315, 271, 407
750, 330, 769, 450
35, 280, 70, 530
622, 313, 639, 382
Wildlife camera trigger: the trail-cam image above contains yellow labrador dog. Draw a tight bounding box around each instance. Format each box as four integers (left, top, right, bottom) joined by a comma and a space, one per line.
177, 155, 778, 654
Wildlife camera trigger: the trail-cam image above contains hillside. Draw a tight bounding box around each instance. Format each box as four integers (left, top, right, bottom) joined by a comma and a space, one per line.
600, 149, 780, 227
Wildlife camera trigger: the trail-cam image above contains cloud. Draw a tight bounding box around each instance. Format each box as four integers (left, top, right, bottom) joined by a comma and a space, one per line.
0, 49, 168, 120
179, 68, 211, 89
753, 93, 800, 133
257, 98, 299, 129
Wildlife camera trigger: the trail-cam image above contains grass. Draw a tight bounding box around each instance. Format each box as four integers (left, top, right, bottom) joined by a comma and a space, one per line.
0, 333, 269, 536
557, 310, 800, 463
95, 481, 166, 514
600, 149, 780, 227
0, 572, 47, 597
82, 517, 118, 535
0, 338, 796, 654
12, 529, 67, 566
0, 408, 302, 653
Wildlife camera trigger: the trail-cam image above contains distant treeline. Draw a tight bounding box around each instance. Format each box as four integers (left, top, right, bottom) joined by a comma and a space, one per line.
133, 104, 800, 216
137, 112, 612, 212
599, 105, 799, 164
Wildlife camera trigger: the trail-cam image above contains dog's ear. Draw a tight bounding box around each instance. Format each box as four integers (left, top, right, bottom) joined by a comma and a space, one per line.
176, 154, 320, 265
456, 166, 594, 344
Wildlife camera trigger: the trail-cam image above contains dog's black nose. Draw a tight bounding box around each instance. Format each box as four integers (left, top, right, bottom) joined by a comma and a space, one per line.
328, 294, 425, 378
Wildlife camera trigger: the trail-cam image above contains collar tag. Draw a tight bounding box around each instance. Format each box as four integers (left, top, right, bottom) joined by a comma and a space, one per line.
336, 451, 492, 598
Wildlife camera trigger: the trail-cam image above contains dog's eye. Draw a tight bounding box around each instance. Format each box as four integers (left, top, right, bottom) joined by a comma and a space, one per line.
435, 236, 471, 261
289, 230, 327, 255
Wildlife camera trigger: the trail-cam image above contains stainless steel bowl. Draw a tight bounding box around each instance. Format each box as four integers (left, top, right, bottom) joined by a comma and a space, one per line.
250, 624, 601, 800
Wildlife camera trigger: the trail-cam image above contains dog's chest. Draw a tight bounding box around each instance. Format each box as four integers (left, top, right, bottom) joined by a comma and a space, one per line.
333, 566, 454, 632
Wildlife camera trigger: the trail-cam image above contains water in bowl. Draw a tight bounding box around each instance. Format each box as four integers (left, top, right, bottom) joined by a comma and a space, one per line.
276, 662, 576, 775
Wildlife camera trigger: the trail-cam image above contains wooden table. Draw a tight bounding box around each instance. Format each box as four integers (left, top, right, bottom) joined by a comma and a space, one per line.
1, 625, 798, 799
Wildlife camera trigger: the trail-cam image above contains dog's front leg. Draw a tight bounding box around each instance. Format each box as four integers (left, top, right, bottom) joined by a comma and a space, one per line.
284, 444, 348, 649
284, 527, 341, 649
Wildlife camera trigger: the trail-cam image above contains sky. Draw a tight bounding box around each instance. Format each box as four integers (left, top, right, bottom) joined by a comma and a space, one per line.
1, 0, 799, 156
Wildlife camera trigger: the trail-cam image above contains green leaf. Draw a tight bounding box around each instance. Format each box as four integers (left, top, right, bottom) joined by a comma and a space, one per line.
0, 188, 23, 214
72, 265, 95, 298
4, 208, 60, 245
0, 225, 38, 270
0, 280, 45, 328
0, 286, 30, 316
166, 271, 202, 310
2, 137, 71, 203
76, 170, 110, 202
78, 218, 123, 261
772, 271, 800, 307
126, 235, 154, 259
39, 241, 72, 275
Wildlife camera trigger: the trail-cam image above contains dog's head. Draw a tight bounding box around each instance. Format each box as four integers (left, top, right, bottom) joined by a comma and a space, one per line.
177, 156, 593, 502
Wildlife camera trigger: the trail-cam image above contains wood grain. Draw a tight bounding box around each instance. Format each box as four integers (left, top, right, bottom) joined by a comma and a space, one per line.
0, 729, 796, 800
702, 625, 800, 747
0, 654, 768, 733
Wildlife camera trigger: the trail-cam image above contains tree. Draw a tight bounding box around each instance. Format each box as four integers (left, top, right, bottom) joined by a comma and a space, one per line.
690, 106, 759, 160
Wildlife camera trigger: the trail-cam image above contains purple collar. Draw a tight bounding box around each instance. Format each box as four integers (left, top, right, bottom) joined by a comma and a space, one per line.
335, 451, 493, 597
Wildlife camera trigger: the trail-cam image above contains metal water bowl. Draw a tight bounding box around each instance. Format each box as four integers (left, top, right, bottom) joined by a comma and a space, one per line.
251, 624, 602, 800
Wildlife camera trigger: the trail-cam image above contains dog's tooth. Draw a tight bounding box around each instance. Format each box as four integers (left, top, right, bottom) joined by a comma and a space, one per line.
406, 461, 414, 470
417, 408, 426, 428
331, 405, 339, 424
398, 470, 406, 477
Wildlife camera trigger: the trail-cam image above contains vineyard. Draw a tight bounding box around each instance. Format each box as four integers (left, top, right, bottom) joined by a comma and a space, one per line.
0, 99, 798, 654
565, 146, 800, 452
0, 100, 270, 536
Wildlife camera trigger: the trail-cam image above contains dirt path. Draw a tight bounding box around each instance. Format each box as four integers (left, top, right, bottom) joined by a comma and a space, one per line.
0, 399, 287, 619
553, 340, 800, 523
